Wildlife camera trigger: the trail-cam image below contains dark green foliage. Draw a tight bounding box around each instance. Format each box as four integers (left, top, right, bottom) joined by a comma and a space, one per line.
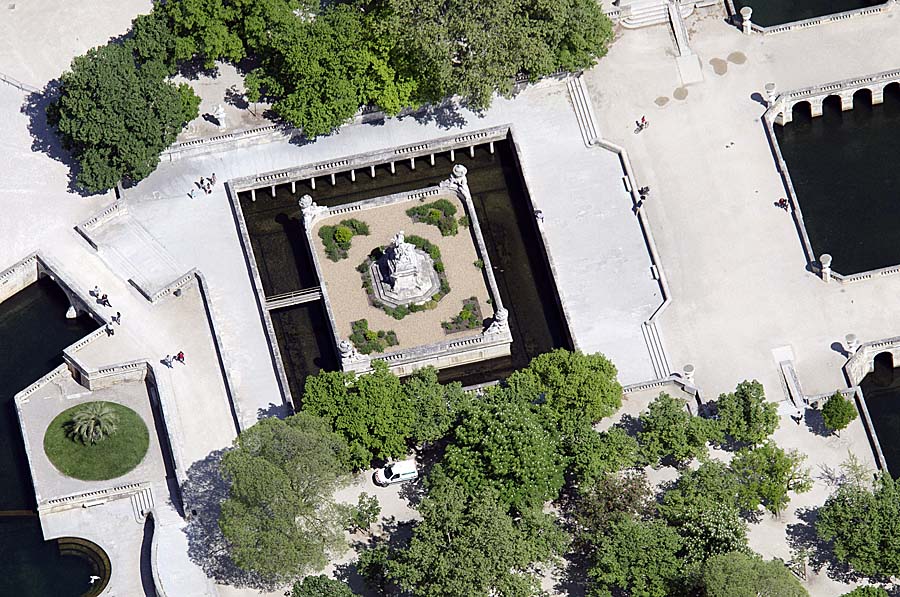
442, 297, 482, 332
388, 0, 613, 110
349, 319, 398, 354
459, 215, 470, 228
505, 349, 623, 441
587, 517, 683, 597
51, 42, 200, 192
841, 588, 890, 597
438, 399, 566, 511
127, 11, 178, 75
403, 366, 470, 446
822, 391, 858, 436
730, 441, 812, 515
218, 413, 351, 581
356, 543, 391, 594
817, 475, 900, 576
291, 575, 356, 597
570, 426, 642, 486
159, 0, 245, 67
301, 362, 414, 469
473, 258, 484, 269
659, 460, 744, 523
385, 479, 569, 597
638, 393, 721, 467
407, 199, 459, 236
715, 380, 779, 446
698, 551, 808, 597
318, 218, 369, 261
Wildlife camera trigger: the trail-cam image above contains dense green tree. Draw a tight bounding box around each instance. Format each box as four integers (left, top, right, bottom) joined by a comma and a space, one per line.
159, 0, 245, 66
699, 551, 808, 597
817, 475, 900, 576
291, 575, 356, 597
587, 516, 683, 597
659, 460, 745, 522
716, 380, 779, 446
570, 425, 642, 486
402, 366, 469, 447
730, 441, 812, 515
676, 503, 748, 565
638, 393, 720, 467
841, 588, 890, 597
437, 399, 565, 511
386, 480, 569, 597
388, 0, 612, 109
127, 11, 179, 74
302, 361, 414, 469
822, 391, 858, 436
504, 349, 622, 437
218, 413, 351, 582
51, 42, 200, 192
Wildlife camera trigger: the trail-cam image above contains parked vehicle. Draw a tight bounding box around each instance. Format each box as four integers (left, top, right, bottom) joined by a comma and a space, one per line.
374, 459, 418, 486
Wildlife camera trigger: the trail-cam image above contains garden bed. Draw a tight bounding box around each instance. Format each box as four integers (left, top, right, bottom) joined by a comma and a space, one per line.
442, 297, 483, 333
319, 218, 370, 261
350, 319, 399, 354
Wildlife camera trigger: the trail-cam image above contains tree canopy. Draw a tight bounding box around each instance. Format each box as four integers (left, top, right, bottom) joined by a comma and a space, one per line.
218, 413, 351, 581
570, 425, 642, 486
821, 391, 858, 436
302, 361, 414, 469
715, 380, 778, 446
841, 588, 890, 597
402, 366, 469, 447
291, 575, 357, 597
637, 392, 720, 467
817, 475, 900, 577
50, 41, 200, 192
385, 479, 568, 597
698, 551, 808, 597
730, 441, 812, 515
437, 398, 565, 511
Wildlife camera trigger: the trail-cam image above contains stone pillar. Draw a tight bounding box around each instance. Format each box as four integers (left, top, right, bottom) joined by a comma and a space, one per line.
811, 101, 823, 118
764, 83, 777, 107
683, 364, 695, 385
740, 6, 753, 34
840, 94, 853, 112
872, 87, 885, 105
845, 334, 859, 354
65, 305, 77, 319
819, 254, 832, 284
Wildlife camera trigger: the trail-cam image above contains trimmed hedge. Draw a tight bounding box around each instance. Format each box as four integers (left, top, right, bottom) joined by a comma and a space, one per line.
407, 199, 459, 236
350, 319, 399, 354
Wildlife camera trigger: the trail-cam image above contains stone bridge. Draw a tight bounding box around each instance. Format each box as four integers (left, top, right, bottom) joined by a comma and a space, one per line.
769, 67, 900, 125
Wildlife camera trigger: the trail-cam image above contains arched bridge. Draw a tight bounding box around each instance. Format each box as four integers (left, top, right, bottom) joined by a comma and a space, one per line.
770, 68, 900, 125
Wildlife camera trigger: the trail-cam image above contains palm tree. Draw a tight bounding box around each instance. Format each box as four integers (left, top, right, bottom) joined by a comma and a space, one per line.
69, 402, 119, 445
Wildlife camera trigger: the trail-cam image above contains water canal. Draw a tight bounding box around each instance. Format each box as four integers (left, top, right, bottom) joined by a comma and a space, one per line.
0, 278, 101, 596
731, 0, 884, 27
775, 84, 900, 275
238, 137, 571, 400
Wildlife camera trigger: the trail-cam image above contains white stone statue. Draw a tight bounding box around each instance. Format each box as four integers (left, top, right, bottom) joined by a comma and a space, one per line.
338, 339, 361, 361
485, 307, 509, 335
391, 231, 416, 268
441, 164, 472, 201
298, 194, 328, 225
213, 104, 227, 130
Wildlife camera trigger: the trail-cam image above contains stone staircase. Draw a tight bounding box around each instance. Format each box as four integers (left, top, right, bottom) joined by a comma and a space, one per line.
130, 486, 155, 523
642, 320, 672, 379
621, 0, 694, 28
566, 76, 600, 146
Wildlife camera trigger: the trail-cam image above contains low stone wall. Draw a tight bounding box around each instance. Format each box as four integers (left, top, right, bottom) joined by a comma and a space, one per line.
726, 0, 890, 35
74, 201, 127, 250
0, 253, 39, 303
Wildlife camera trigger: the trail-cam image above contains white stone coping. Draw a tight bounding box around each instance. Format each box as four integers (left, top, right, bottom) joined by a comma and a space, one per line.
229, 125, 510, 193
724, 0, 891, 35
74, 201, 128, 250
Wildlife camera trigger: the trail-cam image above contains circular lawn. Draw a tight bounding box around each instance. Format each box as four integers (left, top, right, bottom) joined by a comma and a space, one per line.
43, 401, 150, 481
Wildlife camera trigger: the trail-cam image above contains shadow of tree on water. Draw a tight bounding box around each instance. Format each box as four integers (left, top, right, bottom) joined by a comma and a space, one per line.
180, 448, 281, 592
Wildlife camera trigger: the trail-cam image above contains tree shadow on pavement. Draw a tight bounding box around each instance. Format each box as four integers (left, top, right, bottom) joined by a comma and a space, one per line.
407, 101, 469, 130
180, 448, 280, 591
554, 551, 589, 597
785, 507, 861, 585
339, 517, 415, 596
804, 407, 831, 437
20, 81, 94, 197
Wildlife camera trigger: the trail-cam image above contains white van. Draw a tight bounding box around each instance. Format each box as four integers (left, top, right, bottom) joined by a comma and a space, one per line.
374, 459, 418, 486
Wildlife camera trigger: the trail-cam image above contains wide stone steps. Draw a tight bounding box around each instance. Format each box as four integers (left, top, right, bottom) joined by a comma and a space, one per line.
642, 320, 672, 379
130, 486, 154, 523
566, 76, 600, 146
622, 0, 694, 28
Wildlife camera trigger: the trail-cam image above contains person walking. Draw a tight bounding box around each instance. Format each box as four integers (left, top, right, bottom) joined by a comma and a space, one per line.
99, 294, 111, 307
188, 188, 197, 199
175, 351, 185, 364
105, 323, 115, 336
211, 173, 217, 185
162, 355, 174, 369
90, 285, 100, 297
112, 311, 121, 325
